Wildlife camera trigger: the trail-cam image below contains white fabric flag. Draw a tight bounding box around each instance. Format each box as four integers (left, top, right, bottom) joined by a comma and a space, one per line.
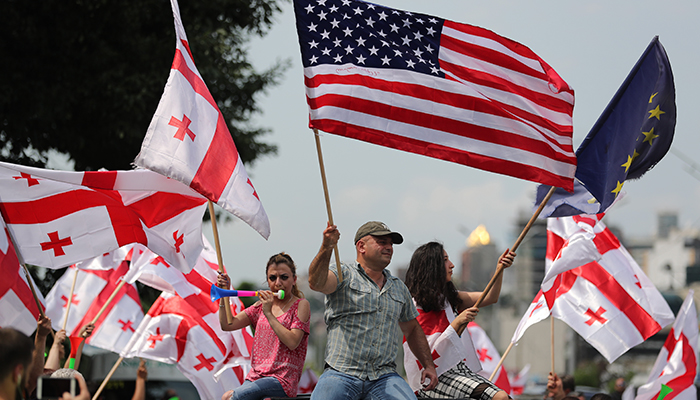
635, 291, 698, 400
511, 290, 550, 344
134, 0, 270, 239
0, 161, 207, 271
121, 251, 253, 400
44, 263, 144, 354
543, 215, 674, 362
403, 302, 481, 392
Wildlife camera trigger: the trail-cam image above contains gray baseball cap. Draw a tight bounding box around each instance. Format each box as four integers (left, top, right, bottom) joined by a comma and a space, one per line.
354, 221, 404, 245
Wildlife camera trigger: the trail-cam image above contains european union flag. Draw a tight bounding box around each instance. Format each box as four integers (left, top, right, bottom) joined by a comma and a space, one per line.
575, 36, 676, 211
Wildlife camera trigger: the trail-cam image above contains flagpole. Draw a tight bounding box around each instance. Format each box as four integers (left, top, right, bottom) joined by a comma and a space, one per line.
3, 223, 55, 338
62, 267, 79, 331
488, 341, 515, 381
88, 279, 127, 327
208, 201, 234, 324
312, 129, 343, 282
474, 186, 556, 308
550, 316, 555, 373
91, 356, 123, 400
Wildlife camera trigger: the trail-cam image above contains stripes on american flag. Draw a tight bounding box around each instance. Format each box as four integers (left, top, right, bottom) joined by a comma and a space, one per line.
295, 0, 576, 190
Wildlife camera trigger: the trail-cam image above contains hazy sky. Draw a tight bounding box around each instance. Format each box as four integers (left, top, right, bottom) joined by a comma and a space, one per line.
200, 0, 700, 287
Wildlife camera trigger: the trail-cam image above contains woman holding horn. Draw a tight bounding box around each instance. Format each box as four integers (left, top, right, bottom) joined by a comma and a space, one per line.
217, 252, 310, 400
403, 242, 515, 400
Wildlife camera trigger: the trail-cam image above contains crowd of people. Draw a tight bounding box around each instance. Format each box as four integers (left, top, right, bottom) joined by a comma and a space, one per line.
10, 219, 620, 400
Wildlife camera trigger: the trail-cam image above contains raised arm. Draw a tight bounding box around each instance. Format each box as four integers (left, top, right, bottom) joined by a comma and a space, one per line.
216, 273, 252, 331
400, 319, 438, 391
308, 222, 340, 294
28, 315, 53, 394
457, 249, 516, 311
45, 329, 66, 371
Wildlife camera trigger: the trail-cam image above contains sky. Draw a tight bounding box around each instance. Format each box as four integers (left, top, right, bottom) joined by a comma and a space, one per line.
194, 0, 700, 287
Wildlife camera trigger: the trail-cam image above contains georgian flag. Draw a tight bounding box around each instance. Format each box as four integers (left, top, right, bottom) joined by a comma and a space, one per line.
134, 0, 270, 239
403, 302, 481, 392
467, 322, 512, 394
44, 262, 144, 354
635, 292, 698, 400
542, 215, 674, 362
0, 161, 207, 272
511, 290, 550, 345
121, 247, 253, 400
0, 214, 46, 336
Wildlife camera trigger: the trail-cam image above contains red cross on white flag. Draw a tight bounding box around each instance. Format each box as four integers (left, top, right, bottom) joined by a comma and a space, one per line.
133, 0, 270, 239
635, 291, 698, 400
0, 160, 207, 271
403, 303, 481, 392
44, 262, 144, 355
541, 215, 675, 362
120, 238, 253, 400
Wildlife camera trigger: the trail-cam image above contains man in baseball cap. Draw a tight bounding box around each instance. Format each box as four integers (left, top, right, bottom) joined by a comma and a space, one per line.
307, 221, 437, 399
353, 221, 403, 245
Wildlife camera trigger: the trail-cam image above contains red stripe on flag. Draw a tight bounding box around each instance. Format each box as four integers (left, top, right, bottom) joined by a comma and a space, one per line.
547, 262, 661, 339
312, 119, 574, 190
1, 190, 203, 247
0, 242, 42, 316
307, 91, 575, 158
440, 21, 573, 97
592, 228, 621, 255
73, 263, 140, 339
171, 49, 240, 203
415, 308, 450, 336
81, 171, 117, 190
546, 230, 566, 262
305, 73, 575, 146
663, 333, 697, 400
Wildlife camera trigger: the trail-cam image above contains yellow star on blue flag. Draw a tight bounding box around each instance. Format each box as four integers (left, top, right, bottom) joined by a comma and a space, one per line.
574, 36, 676, 211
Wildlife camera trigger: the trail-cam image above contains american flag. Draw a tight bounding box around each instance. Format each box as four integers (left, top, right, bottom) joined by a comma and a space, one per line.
295, 0, 576, 190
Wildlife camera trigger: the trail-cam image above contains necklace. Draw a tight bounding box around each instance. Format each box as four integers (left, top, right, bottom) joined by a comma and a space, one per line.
275, 294, 294, 314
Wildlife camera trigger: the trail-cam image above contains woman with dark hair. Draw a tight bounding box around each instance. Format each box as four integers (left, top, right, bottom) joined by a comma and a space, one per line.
404, 242, 515, 400
217, 252, 310, 400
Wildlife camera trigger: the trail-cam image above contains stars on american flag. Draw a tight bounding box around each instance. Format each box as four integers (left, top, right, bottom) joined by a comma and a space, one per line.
295, 0, 444, 77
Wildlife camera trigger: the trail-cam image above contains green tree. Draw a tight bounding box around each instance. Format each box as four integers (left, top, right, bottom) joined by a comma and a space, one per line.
1, 0, 288, 310
0, 0, 287, 170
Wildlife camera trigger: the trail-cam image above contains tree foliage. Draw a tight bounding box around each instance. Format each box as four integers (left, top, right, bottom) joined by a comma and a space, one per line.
0, 0, 287, 170
1, 0, 288, 312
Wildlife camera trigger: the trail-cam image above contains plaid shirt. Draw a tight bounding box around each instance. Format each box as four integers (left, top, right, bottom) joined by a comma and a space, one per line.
324, 261, 419, 380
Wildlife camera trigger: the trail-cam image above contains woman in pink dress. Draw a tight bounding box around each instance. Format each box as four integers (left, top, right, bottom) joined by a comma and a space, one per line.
217, 253, 311, 400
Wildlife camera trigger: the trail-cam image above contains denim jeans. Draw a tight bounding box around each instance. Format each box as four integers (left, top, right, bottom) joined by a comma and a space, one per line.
230, 377, 287, 400
310, 368, 416, 400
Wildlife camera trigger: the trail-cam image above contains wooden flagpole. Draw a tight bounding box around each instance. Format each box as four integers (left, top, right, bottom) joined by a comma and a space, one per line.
550, 316, 555, 373
473, 186, 556, 308
91, 356, 123, 400
208, 201, 234, 324
62, 268, 80, 331
6, 228, 47, 319
488, 341, 514, 381
4, 225, 56, 338
313, 129, 343, 282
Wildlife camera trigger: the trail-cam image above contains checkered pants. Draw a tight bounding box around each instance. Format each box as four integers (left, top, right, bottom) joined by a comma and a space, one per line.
417, 361, 503, 400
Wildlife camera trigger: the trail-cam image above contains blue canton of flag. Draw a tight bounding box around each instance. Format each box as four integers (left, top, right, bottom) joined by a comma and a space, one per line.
575, 36, 676, 211
294, 0, 577, 190
296, 0, 444, 76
